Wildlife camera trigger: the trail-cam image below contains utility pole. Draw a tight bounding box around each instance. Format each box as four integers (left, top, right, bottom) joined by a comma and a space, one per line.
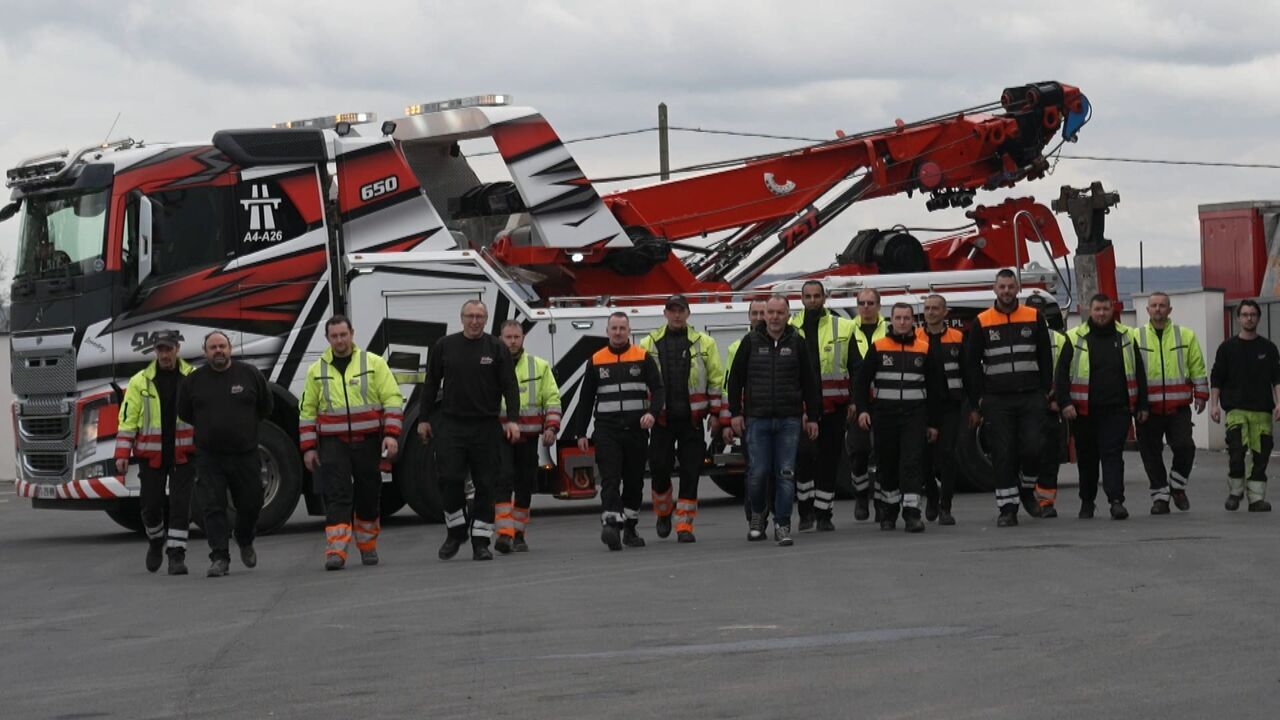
658, 102, 669, 181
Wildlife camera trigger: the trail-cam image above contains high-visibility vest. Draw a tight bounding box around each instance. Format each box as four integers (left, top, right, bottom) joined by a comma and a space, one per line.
115, 359, 196, 468
299, 346, 404, 452
917, 326, 964, 401
1050, 329, 1067, 368
975, 304, 1043, 393
500, 351, 562, 436
851, 314, 888, 359
640, 325, 726, 423
1065, 323, 1139, 415
589, 344, 653, 420
871, 334, 931, 404
1135, 323, 1209, 415
790, 309, 860, 413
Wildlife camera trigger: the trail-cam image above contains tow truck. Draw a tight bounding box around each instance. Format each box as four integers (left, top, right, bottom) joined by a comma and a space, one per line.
2, 82, 1110, 531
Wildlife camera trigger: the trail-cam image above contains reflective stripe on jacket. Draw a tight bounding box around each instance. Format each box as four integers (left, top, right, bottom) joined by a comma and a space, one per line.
871, 335, 931, 403
115, 359, 196, 468
917, 326, 964, 402
640, 325, 726, 423
299, 346, 404, 451
1136, 323, 1209, 414
500, 352, 562, 436
1066, 323, 1139, 415
790, 309, 859, 414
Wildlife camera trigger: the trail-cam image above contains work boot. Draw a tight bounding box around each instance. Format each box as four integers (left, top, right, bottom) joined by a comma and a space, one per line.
622, 521, 646, 548
145, 538, 164, 573
774, 524, 793, 547
925, 496, 939, 523
206, 558, 230, 578
996, 510, 1018, 528
494, 535, 513, 555
239, 544, 257, 569
472, 538, 493, 561
748, 513, 766, 542
601, 522, 623, 551
1020, 489, 1042, 518
938, 508, 956, 526
816, 515, 835, 532
879, 519, 896, 531
512, 532, 530, 552
1039, 505, 1058, 519
798, 510, 816, 533
1079, 502, 1095, 519
904, 511, 925, 534
361, 548, 379, 566
438, 535, 465, 560
1248, 500, 1273, 512
677, 530, 696, 543
1172, 489, 1190, 511
656, 514, 673, 539
325, 554, 345, 571
166, 549, 188, 576
1151, 499, 1171, 515
1110, 501, 1129, 520
1225, 494, 1243, 512
854, 490, 871, 521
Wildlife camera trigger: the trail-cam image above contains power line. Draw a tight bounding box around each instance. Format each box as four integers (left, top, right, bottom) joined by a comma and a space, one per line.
1058, 154, 1280, 170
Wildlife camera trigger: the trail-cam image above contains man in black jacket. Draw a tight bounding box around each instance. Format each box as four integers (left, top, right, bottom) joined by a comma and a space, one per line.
419, 299, 521, 561
177, 331, 274, 578
728, 295, 821, 546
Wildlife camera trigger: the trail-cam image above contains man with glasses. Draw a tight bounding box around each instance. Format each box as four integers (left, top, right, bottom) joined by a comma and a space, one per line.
849, 288, 887, 520
1210, 300, 1280, 512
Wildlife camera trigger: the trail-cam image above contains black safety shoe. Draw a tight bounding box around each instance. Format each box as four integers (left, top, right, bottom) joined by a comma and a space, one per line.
494, 536, 513, 554
1039, 505, 1058, 519
438, 535, 464, 560
239, 544, 257, 569
1110, 502, 1129, 520
601, 523, 622, 551
207, 558, 230, 578
996, 511, 1018, 528
1079, 502, 1095, 519
1225, 494, 1243, 512
854, 492, 871, 521
166, 549, 188, 576
325, 554, 345, 571
1150, 500, 1170, 515
879, 519, 896, 531
1171, 489, 1190, 511
146, 539, 164, 573
512, 532, 529, 552
1248, 500, 1272, 512
622, 525, 646, 548
472, 543, 493, 561
925, 496, 939, 523
656, 514, 672, 539
798, 512, 816, 533
361, 549, 379, 566
904, 515, 925, 534
1020, 489, 1042, 518
816, 516, 835, 532
938, 508, 956, 526
677, 530, 696, 543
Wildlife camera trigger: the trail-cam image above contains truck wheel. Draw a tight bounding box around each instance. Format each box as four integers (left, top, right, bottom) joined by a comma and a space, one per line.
105, 499, 144, 534
380, 479, 407, 517
709, 471, 745, 498
955, 403, 995, 493
189, 421, 302, 535
395, 428, 442, 523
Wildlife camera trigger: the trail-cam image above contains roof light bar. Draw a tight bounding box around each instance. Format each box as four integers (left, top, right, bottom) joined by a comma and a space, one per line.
405, 94, 511, 116
273, 112, 377, 130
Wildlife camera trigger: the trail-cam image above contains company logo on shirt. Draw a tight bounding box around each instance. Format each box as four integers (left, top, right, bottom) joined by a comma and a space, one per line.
914, 356, 925, 368
480, 356, 494, 365
989, 329, 1001, 342
881, 355, 894, 367
1020, 327, 1033, 338
629, 366, 641, 377
231, 384, 244, 394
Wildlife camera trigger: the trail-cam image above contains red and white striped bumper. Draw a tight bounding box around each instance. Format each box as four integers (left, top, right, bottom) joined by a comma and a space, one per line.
14, 476, 135, 500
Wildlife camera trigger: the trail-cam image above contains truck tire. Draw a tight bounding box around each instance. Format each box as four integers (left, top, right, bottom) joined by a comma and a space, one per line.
395, 428, 442, 523
955, 403, 995, 493
189, 421, 302, 535
709, 471, 745, 498
105, 499, 145, 534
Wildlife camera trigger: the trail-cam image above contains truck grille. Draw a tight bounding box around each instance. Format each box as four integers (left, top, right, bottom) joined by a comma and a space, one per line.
23, 452, 69, 476
19, 416, 70, 440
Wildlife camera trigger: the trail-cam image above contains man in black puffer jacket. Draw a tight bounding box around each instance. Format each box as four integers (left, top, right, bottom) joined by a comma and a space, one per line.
727, 295, 821, 546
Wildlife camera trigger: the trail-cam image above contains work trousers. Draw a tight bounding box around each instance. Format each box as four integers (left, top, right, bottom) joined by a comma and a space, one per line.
1225, 409, 1273, 502
320, 436, 382, 559
798, 410, 849, 519
873, 409, 927, 523
922, 403, 961, 512
1032, 410, 1066, 508
497, 438, 540, 538
439, 416, 502, 544
139, 462, 194, 552
195, 450, 262, 561
982, 391, 1045, 513
1136, 406, 1196, 503
1072, 407, 1131, 506
845, 421, 873, 495
595, 424, 648, 527
649, 416, 705, 533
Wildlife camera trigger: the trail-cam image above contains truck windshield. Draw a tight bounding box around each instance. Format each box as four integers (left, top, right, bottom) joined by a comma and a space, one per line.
14, 188, 110, 279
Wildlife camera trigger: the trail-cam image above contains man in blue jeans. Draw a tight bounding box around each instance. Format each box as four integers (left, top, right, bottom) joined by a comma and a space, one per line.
727, 295, 821, 546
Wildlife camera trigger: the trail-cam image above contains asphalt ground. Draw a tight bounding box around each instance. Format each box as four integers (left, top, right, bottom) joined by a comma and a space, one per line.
2, 450, 1278, 719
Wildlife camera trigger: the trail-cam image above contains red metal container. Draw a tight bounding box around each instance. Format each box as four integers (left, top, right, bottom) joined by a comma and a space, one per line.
1199, 201, 1280, 300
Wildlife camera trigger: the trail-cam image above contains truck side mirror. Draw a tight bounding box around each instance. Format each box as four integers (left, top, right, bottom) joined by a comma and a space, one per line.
137, 194, 153, 284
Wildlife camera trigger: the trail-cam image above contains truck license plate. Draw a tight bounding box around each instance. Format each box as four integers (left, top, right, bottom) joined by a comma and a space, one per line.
36, 484, 57, 499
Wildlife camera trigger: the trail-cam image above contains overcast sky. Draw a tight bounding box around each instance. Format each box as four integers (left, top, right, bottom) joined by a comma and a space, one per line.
3, 0, 1278, 282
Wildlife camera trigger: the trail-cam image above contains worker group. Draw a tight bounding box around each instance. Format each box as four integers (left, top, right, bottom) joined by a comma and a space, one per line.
117, 270, 1280, 575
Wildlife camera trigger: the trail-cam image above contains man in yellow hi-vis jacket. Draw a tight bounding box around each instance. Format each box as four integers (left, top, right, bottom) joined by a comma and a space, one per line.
300, 316, 404, 571
115, 330, 195, 575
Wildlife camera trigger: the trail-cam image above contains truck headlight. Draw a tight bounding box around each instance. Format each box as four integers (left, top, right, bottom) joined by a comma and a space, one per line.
75, 394, 118, 463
